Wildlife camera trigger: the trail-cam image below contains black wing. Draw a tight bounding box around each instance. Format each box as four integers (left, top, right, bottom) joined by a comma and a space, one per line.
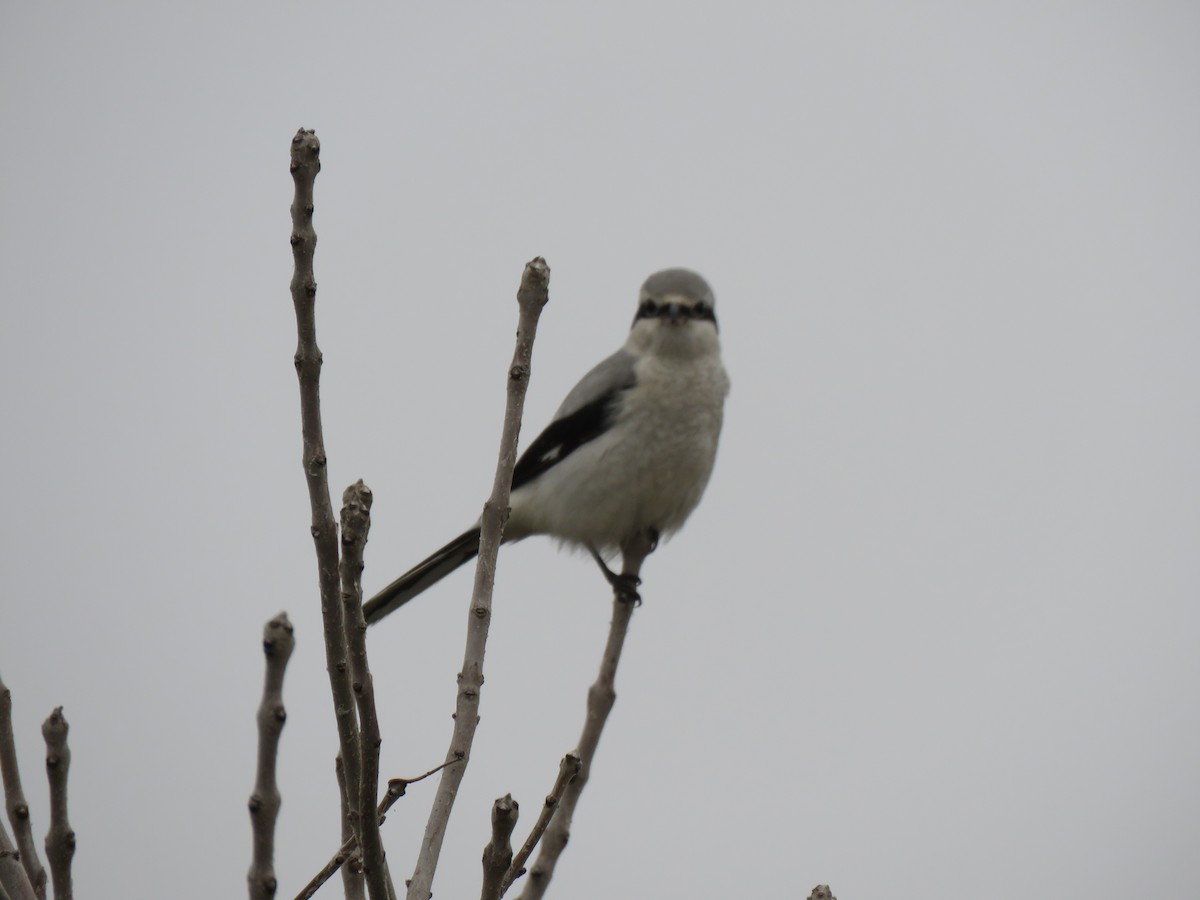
511, 386, 630, 491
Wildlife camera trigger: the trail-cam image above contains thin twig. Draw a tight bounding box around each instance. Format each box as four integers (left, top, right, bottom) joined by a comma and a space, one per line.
288, 128, 367, 876
295, 763, 457, 900
500, 753, 580, 896
0, 678, 46, 899
0, 819, 37, 900
479, 795, 518, 900
40, 709, 73, 900
247, 613, 296, 900
515, 531, 656, 900
340, 481, 389, 900
405, 257, 551, 900
334, 754, 364, 900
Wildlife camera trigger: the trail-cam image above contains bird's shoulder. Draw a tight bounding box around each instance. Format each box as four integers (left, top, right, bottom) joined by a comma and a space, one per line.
511, 348, 639, 491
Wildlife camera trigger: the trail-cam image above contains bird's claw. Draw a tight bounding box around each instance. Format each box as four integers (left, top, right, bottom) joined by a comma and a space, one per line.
590, 547, 644, 605
609, 572, 643, 606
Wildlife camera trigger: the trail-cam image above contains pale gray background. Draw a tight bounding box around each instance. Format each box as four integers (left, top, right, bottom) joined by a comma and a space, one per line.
2, 3, 1197, 898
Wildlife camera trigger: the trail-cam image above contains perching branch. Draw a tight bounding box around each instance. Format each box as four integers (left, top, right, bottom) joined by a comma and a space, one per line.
295, 763, 457, 900
40, 710, 72, 900
247, 613, 296, 900
339, 481, 389, 900
288, 127, 368, 878
479, 795, 518, 900
500, 753, 580, 896
405, 257, 551, 900
515, 530, 656, 900
0, 677, 46, 900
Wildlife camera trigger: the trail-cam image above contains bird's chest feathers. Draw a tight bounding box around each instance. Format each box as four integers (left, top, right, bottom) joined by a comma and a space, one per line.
617, 354, 727, 465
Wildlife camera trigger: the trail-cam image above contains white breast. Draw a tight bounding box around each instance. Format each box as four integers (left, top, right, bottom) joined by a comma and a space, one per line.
508, 348, 729, 551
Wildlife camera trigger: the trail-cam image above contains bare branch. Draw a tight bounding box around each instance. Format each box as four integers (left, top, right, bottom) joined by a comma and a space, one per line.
247, 613, 295, 900
295, 836, 354, 900
0, 678, 46, 899
479, 795, 518, 900
0, 819, 37, 900
516, 530, 656, 900
340, 480, 389, 900
500, 753, 580, 896
334, 755, 364, 900
406, 257, 551, 900
295, 763, 457, 900
40, 709, 72, 900
287, 128, 368, 873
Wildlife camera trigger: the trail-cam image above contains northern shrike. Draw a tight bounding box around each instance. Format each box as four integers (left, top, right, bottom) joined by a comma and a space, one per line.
364, 268, 729, 625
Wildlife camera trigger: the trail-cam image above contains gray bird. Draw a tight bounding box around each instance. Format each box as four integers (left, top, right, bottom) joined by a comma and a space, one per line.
364, 268, 729, 625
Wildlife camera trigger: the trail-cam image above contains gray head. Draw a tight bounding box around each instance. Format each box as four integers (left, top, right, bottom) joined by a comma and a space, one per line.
633, 268, 717, 330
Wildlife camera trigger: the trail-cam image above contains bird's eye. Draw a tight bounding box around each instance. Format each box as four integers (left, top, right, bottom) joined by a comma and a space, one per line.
693, 302, 708, 317
639, 300, 659, 318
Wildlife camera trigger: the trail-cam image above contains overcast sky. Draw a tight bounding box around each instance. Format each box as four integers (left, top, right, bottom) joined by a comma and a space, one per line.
2, 3, 1198, 898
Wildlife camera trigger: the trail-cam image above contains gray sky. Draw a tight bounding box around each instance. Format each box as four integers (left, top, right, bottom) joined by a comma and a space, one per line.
2, 3, 1198, 898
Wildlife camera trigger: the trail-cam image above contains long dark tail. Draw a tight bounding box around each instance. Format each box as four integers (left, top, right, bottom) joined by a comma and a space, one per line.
363, 527, 482, 625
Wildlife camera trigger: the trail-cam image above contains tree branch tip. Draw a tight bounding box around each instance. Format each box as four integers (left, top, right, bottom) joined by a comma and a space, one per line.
289, 129, 320, 180
41, 708, 68, 739
342, 479, 373, 506
385, 780, 407, 799
393, 755, 461, 794
263, 613, 296, 656
517, 257, 551, 309
291, 128, 320, 149
493, 794, 518, 819
340, 481, 373, 548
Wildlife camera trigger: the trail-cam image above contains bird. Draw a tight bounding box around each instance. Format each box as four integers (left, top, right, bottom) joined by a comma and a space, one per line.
363, 267, 729, 626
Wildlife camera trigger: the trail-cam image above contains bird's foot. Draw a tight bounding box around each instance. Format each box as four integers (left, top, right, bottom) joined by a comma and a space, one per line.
590, 548, 644, 605
609, 572, 643, 606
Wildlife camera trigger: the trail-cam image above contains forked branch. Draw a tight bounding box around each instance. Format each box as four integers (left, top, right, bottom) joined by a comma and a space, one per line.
499, 752, 581, 896
515, 530, 656, 899
0, 676, 47, 899
287, 127, 372, 895
295, 762, 458, 900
